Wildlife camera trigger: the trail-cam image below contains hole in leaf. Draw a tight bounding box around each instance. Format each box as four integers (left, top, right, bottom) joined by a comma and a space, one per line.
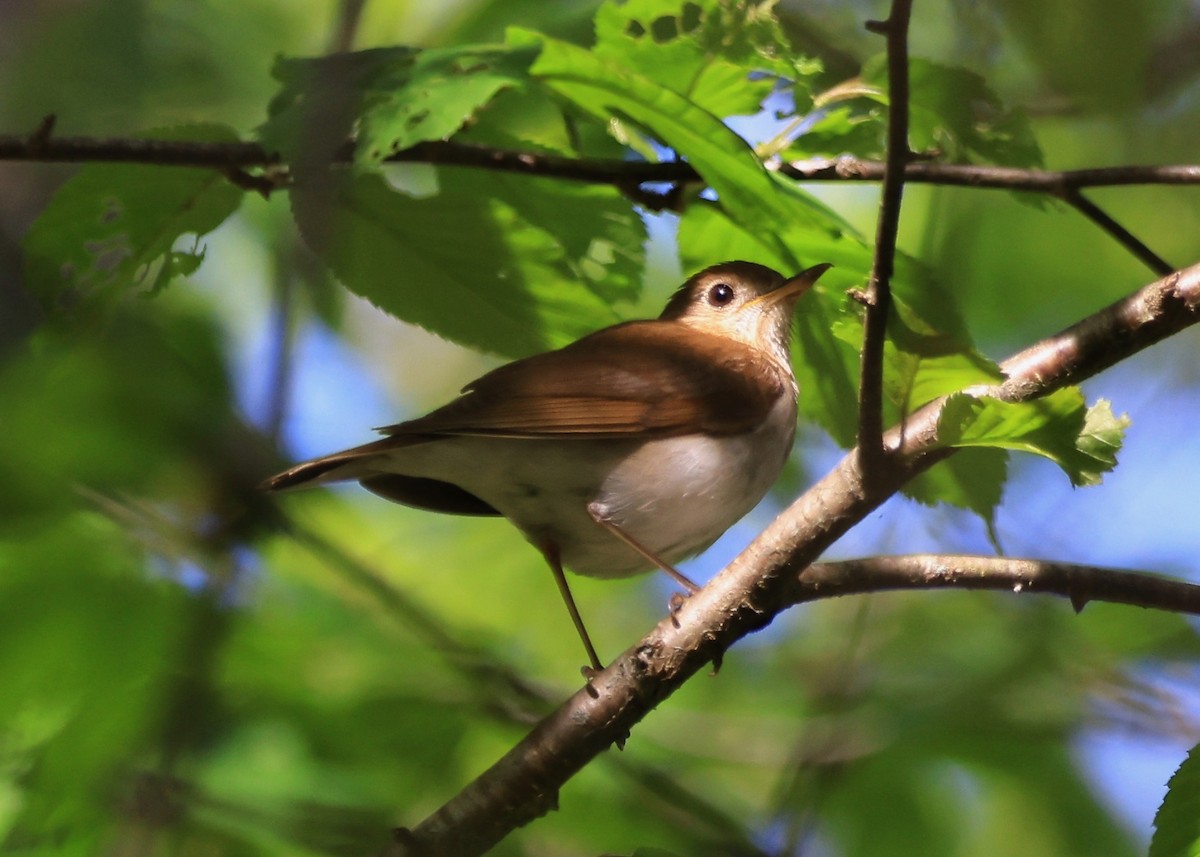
680, 2, 703, 33
624, 20, 645, 38
650, 15, 678, 42
100, 197, 122, 224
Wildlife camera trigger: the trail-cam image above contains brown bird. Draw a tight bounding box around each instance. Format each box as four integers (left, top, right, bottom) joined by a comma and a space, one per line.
263, 260, 830, 671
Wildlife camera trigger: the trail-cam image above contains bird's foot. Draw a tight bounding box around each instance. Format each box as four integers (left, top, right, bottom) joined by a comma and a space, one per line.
667, 591, 691, 627
580, 664, 601, 697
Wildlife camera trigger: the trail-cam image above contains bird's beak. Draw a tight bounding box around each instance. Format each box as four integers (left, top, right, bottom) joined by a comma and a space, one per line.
758, 262, 833, 306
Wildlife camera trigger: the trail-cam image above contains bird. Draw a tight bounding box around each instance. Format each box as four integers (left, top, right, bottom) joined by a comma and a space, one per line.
262, 260, 831, 672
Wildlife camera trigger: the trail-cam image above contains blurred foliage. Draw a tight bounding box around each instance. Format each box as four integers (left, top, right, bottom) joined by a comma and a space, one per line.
2, 1, 1200, 856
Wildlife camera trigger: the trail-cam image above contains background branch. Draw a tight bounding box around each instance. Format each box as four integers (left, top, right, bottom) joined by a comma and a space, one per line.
789, 555, 1200, 615
5, 130, 1200, 193
1062, 189, 1174, 275
1, 127, 1193, 274
378, 262, 1200, 857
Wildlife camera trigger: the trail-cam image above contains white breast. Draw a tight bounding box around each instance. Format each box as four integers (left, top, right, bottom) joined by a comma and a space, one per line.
377, 393, 797, 579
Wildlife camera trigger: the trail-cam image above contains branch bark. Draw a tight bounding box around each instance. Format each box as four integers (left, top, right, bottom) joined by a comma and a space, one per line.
5, 127, 1191, 272
376, 261, 1200, 857
4, 129, 1200, 193
858, 0, 913, 475
787, 556, 1200, 616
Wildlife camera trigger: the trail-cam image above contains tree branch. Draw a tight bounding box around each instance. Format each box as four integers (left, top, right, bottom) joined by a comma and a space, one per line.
1062, 189, 1174, 275
3, 126, 1195, 268
787, 555, 1200, 616
777, 157, 1200, 192
857, 0, 913, 477
376, 262, 1200, 857
6, 128, 1200, 193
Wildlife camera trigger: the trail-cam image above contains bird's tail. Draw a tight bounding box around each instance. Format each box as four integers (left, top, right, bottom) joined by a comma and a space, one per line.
259, 437, 407, 492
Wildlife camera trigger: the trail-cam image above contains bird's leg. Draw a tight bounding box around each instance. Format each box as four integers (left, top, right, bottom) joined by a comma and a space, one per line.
586, 502, 701, 603
539, 541, 605, 677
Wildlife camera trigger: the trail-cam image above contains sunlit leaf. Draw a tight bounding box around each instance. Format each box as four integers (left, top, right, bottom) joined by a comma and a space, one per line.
593, 0, 816, 118
291, 170, 640, 357
860, 56, 1043, 167
790, 103, 886, 159
262, 45, 539, 168
515, 28, 827, 241
937, 393, 1129, 486
906, 447, 1008, 528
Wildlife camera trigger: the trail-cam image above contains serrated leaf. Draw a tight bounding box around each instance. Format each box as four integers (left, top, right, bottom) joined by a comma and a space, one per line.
861, 55, 1043, 167
291, 171, 639, 358
455, 85, 576, 153
262, 48, 415, 166
1074, 399, 1127, 479
261, 44, 538, 167
790, 103, 886, 160
1150, 743, 1200, 857
593, 0, 812, 118
357, 44, 540, 163
883, 305, 1004, 420
22, 124, 242, 314
480, 170, 647, 305
937, 392, 1129, 486
515, 28, 825, 242
905, 447, 1008, 529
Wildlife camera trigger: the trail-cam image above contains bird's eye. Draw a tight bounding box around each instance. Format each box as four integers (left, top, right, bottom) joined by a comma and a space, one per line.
707, 282, 735, 306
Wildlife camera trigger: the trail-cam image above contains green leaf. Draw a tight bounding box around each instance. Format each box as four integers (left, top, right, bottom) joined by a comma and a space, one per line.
455, 85, 576, 153
905, 447, 1008, 530
937, 392, 1129, 486
358, 45, 540, 164
881, 303, 1003, 427
790, 103, 886, 160
21, 124, 243, 314
1074, 399, 1128, 481
262, 44, 539, 168
481, 172, 646, 305
1150, 743, 1200, 857
592, 0, 814, 118
291, 170, 642, 357
515, 28, 823, 240
861, 56, 1043, 167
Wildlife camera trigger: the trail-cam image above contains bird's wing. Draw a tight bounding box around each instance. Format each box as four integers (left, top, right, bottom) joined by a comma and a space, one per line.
378, 321, 791, 440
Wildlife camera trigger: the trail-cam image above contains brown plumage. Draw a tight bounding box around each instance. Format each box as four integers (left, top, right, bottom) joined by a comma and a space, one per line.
262, 260, 831, 670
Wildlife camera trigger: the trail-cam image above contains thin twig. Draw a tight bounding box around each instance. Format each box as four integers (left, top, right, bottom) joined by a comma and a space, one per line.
1062, 189, 1174, 275
776, 157, 1200, 191
8, 129, 1200, 194
857, 0, 914, 479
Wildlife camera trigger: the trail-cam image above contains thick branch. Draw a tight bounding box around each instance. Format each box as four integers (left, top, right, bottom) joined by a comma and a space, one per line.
377, 262, 1200, 857
857, 0, 913, 473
